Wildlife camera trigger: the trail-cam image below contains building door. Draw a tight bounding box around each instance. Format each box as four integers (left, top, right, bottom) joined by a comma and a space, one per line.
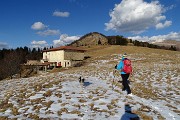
58, 62, 61, 67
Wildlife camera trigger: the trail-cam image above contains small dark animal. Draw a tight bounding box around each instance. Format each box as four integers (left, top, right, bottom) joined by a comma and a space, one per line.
82, 78, 85, 83
79, 76, 85, 83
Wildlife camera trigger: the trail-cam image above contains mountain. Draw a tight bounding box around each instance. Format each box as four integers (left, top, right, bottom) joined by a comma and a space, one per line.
69, 32, 109, 47
69, 32, 130, 47
150, 40, 180, 50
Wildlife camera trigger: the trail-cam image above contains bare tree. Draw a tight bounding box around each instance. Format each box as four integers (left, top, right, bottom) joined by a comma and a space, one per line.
2, 51, 22, 79
0, 59, 6, 80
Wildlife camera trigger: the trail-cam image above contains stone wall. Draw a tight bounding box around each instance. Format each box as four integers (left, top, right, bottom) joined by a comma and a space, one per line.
64, 50, 85, 60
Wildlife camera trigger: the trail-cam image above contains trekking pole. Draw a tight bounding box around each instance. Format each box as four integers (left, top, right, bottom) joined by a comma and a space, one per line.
112, 69, 119, 90
128, 72, 134, 84
111, 70, 115, 90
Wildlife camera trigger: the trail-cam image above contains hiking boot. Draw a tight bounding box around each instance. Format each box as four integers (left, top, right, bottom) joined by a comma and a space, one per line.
122, 88, 126, 91
128, 93, 133, 97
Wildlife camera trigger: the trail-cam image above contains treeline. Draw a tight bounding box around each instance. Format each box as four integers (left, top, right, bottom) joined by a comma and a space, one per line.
107, 36, 177, 51
107, 35, 129, 45
69, 32, 178, 50
132, 40, 177, 51
0, 46, 43, 80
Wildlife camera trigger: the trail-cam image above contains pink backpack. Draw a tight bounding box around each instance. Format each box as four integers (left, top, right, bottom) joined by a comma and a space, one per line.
123, 59, 132, 74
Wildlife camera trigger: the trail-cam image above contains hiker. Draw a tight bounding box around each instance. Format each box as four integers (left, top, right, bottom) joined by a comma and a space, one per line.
115, 53, 133, 96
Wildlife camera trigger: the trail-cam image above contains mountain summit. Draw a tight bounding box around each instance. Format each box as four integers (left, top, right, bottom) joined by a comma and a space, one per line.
69, 32, 109, 47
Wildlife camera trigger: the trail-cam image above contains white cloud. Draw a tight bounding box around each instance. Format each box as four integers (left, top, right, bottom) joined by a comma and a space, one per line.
105, 0, 172, 34
37, 29, 60, 36
128, 32, 180, 42
31, 22, 47, 30
53, 34, 80, 47
0, 42, 8, 49
128, 36, 150, 42
164, 4, 175, 11
31, 40, 48, 48
156, 20, 172, 29
31, 22, 60, 36
53, 11, 70, 17
31, 40, 47, 45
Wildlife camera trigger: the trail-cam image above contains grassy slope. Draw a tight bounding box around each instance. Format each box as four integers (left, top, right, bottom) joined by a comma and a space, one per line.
0, 45, 179, 119
74, 45, 180, 119
66, 45, 180, 99
83, 45, 180, 94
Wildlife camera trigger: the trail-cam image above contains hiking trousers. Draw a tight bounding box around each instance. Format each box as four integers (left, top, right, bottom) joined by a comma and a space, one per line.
121, 74, 131, 94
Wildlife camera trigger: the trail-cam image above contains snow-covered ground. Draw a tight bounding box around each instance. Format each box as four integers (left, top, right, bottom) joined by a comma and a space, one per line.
0, 52, 180, 120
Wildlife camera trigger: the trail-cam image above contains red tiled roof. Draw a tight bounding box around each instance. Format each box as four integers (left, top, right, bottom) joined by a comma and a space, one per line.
43, 46, 86, 52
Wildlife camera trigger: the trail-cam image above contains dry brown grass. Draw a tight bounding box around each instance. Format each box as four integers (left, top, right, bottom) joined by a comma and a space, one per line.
69, 110, 81, 114
81, 45, 180, 63
0, 116, 8, 120
57, 108, 68, 115
87, 95, 93, 99
55, 92, 62, 98
30, 98, 43, 104
72, 104, 81, 109
83, 45, 170, 56
43, 90, 52, 97
79, 98, 87, 103
107, 104, 115, 110
0, 99, 13, 110
42, 100, 54, 109
89, 103, 95, 110
34, 84, 42, 92
133, 110, 154, 120
11, 106, 19, 116
28, 113, 39, 120
111, 99, 119, 106
92, 97, 99, 101
42, 84, 53, 89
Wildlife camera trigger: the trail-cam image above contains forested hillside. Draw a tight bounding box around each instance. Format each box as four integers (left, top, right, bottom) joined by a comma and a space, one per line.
0, 47, 42, 80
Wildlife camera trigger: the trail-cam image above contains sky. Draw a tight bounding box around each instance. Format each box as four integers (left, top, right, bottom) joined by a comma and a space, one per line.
0, 0, 180, 49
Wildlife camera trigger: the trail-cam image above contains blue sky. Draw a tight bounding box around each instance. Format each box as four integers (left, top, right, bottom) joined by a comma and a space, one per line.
0, 0, 180, 49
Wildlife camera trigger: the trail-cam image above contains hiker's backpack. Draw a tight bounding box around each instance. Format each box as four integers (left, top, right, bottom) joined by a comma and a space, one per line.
122, 59, 132, 74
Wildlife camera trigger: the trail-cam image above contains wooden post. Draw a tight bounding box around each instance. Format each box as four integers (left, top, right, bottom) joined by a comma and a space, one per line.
45, 66, 47, 72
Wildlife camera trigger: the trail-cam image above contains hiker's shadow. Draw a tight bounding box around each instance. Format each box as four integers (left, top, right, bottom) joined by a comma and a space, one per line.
83, 82, 92, 87
120, 104, 140, 120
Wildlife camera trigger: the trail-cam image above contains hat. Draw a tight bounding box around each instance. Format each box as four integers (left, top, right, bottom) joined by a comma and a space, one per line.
123, 53, 127, 58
